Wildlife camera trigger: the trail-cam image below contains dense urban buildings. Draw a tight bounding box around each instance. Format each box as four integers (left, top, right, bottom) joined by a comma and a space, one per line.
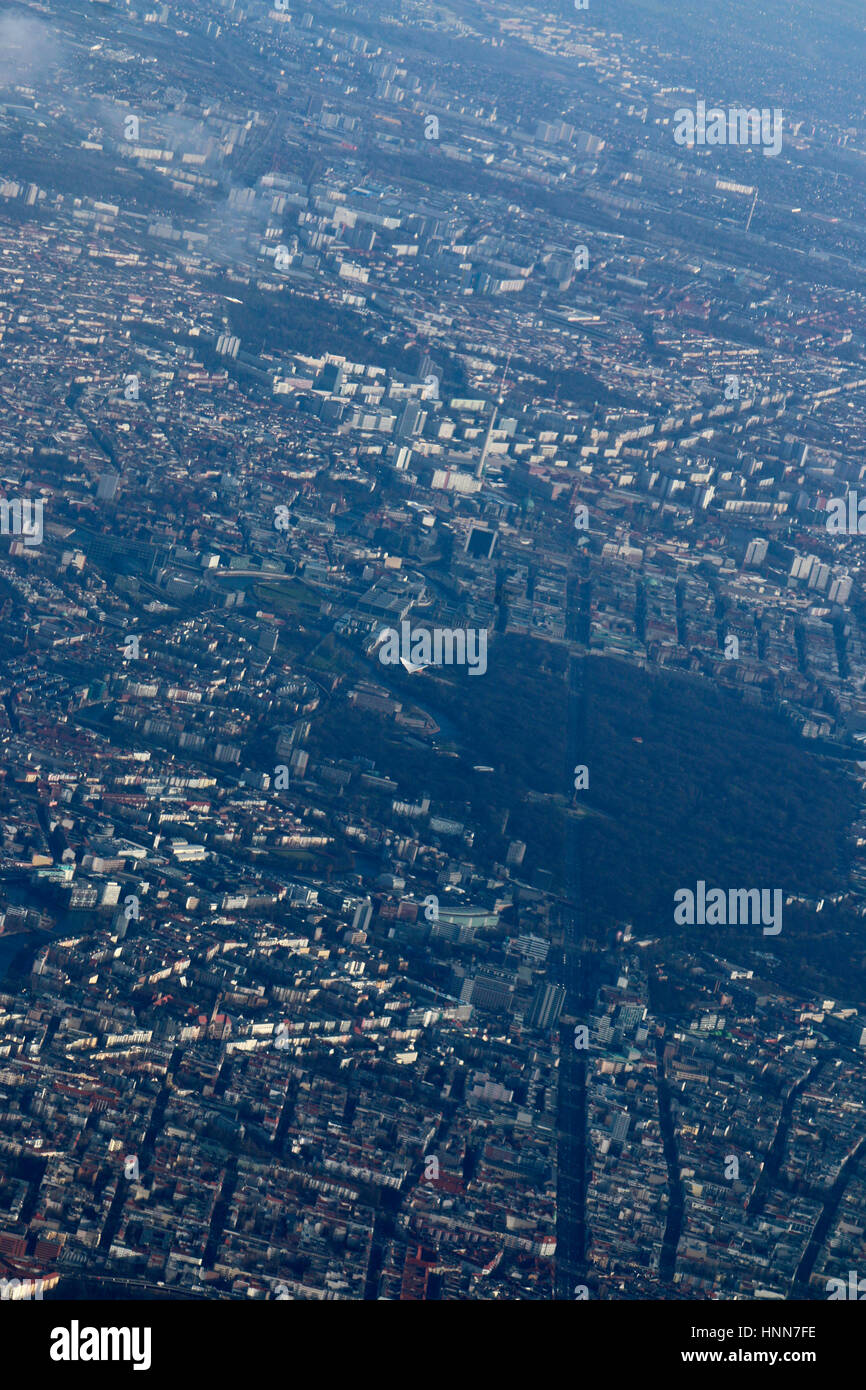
0, 0, 864, 1321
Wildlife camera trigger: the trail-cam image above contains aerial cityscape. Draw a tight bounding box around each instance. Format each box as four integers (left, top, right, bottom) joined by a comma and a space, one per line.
0, 0, 865, 1340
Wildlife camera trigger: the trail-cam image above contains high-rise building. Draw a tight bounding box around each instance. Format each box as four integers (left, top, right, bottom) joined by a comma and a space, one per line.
611, 1112, 630, 1143
529, 982, 566, 1030
469, 975, 514, 1013
745, 537, 768, 568
352, 899, 373, 934
398, 401, 426, 439
97, 472, 120, 501
317, 362, 344, 394
617, 1002, 647, 1031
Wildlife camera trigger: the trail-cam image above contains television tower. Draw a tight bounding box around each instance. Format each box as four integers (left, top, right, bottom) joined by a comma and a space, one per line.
475, 351, 512, 480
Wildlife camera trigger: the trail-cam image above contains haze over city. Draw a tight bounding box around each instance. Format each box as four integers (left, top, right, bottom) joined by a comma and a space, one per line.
0, 0, 863, 1355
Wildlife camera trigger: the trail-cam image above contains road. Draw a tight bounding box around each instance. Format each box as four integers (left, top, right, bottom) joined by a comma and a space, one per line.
553, 648, 593, 1299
